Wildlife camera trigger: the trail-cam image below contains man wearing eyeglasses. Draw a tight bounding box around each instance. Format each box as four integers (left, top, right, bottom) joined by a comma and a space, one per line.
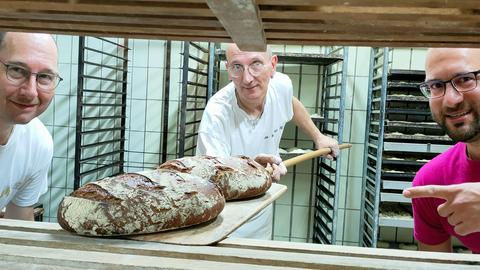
196, 43, 339, 239
402, 48, 480, 253
0, 32, 61, 221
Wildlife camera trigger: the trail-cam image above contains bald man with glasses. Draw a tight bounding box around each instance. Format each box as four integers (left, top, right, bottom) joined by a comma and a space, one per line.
0, 32, 61, 220
403, 48, 480, 253
196, 44, 339, 239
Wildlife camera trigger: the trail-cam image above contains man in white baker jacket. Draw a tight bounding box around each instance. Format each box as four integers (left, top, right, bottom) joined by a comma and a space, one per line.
0, 32, 61, 220
196, 43, 339, 239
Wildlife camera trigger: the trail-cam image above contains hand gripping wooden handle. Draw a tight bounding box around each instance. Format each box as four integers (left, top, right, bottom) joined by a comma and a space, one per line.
283, 143, 352, 168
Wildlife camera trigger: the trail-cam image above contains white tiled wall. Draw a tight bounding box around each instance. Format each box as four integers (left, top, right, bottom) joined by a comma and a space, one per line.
36, 34, 427, 247
334, 47, 371, 245
390, 48, 427, 71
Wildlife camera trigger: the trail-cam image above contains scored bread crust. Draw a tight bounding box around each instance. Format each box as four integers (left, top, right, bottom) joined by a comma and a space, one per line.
57, 170, 225, 236
158, 155, 272, 200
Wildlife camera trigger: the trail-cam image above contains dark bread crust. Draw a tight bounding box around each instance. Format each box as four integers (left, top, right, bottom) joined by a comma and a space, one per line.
57, 171, 225, 236
158, 155, 272, 200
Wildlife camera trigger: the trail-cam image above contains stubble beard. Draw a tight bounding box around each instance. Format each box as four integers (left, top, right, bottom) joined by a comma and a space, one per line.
434, 109, 480, 143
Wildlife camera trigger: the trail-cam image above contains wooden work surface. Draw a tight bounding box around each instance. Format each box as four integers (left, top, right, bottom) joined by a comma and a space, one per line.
0, 219, 479, 269
0, 1, 479, 50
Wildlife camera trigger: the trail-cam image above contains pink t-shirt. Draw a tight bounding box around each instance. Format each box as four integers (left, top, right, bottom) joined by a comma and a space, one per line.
412, 142, 480, 253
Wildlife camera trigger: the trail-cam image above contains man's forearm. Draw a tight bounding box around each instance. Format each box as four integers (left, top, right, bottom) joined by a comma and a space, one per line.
291, 97, 324, 145
418, 239, 452, 253
291, 97, 339, 159
5, 202, 34, 221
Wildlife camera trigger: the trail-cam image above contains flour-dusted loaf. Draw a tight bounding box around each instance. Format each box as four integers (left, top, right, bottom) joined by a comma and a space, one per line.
57, 170, 225, 236
158, 155, 272, 200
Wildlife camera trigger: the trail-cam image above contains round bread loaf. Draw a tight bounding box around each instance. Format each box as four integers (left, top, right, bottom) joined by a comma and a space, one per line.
158, 155, 272, 200
57, 169, 225, 236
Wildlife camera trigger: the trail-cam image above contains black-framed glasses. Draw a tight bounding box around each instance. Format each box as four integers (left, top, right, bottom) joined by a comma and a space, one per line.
227, 61, 267, 78
419, 69, 480, 99
0, 60, 63, 92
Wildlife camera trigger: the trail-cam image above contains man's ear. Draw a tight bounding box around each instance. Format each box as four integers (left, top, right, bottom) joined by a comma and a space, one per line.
270, 55, 278, 78
225, 61, 232, 80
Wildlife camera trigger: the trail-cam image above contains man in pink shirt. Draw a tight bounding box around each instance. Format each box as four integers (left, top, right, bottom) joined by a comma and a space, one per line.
403, 48, 480, 253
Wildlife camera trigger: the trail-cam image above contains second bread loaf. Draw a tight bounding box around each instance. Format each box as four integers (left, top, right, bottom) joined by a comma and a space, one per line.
158, 155, 272, 200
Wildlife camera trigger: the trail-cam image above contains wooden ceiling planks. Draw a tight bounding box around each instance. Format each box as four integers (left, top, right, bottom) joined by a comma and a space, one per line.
258, 2, 480, 48
0, 0, 478, 49
0, 0, 231, 42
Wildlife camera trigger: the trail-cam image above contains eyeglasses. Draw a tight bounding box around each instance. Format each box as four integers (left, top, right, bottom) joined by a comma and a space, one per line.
227, 61, 267, 78
419, 70, 480, 99
0, 61, 63, 92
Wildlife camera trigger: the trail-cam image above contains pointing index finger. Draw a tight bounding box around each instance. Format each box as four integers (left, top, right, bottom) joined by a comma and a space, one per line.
403, 185, 452, 200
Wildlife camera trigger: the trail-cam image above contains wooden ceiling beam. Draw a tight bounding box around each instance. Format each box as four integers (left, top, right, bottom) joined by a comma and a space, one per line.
0, 1, 214, 17
0, 19, 230, 42
260, 10, 480, 22
263, 22, 480, 35
268, 39, 480, 49
266, 32, 480, 43
206, 0, 266, 51
0, 26, 231, 44
0, 12, 223, 29
257, 0, 480, 9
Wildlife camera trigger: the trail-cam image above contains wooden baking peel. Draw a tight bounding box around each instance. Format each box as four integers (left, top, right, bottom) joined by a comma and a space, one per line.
129, 144, 352, 245
283, 143, 352, 167
265, 143, 353, 174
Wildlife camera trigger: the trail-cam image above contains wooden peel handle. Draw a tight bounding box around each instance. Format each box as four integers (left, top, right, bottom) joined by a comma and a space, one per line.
283, 143, 352, 168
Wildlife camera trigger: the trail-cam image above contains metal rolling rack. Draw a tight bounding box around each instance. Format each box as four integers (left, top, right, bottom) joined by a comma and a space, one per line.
312, 46, 348, 244
160, 41, 172, 163
272, 49, 347, 243
177, 42, 219, 157
360, 48, 454, 247
74, 37, 129, 190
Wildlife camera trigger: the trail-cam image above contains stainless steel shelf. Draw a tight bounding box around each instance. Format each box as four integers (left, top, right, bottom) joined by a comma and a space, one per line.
381, 192, 411, 203
382, 180, 411, 191
383, 142, 451, 153
379, 215, 414, 228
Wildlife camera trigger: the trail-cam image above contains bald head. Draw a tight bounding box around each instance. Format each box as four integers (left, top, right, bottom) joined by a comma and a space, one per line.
425, 48, 480, 81
0, 32, 56, 52
0, 32, 58, 65
225, 43, 272, 63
